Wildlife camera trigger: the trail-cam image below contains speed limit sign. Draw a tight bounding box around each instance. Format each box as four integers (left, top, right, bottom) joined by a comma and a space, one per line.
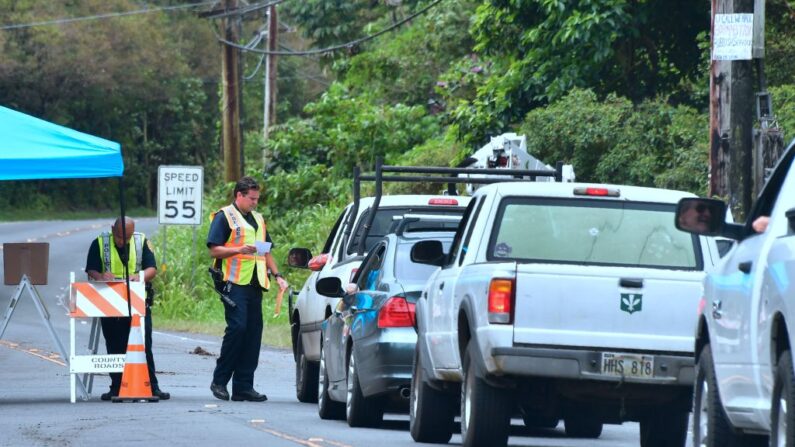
158, 166, 203, 225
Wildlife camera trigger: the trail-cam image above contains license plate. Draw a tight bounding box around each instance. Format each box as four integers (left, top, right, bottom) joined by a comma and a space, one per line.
600, 352, 654, 379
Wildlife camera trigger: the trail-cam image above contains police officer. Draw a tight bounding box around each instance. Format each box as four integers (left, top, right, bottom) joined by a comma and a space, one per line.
207, 176, 288, 402
85, 217, 170, 401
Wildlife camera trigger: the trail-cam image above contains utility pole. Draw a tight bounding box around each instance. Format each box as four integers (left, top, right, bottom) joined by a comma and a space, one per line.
710, 0, 782, 219
221, 0, 242, 182
263, 5, 278, 166
709, 0, 755, 219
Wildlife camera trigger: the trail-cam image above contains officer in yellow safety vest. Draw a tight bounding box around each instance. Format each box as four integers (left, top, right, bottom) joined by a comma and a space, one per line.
207, 176, 288, 402
85, 217, 170, 401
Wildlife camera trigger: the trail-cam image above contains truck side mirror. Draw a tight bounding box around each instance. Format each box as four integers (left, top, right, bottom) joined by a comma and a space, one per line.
786, 207, 795, 234
411, 240, 445, 266
675, 198, 726, 236
287, 248, 312, 269
316, 277, 344, 298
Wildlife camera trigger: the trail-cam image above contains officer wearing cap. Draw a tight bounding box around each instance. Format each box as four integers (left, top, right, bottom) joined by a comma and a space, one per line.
207, 176, 288, 402
85, 217, 170, 401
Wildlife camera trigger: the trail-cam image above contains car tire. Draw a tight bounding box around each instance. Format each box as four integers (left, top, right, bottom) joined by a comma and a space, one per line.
564, 414, 603, 438
638, 404, 688, 447
693, 344, 748, 447
771, 350, 795, 447
295, 333, 319, 403
460, 340, 511, 447
345, 348, 384, 428
317, 341, 344, 420
409, 348, 455, 443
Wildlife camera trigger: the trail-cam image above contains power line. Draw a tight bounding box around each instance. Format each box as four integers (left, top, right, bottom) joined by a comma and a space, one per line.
0, 1, 216, 31
213, 0, 445, 56
200, 0, 289, 19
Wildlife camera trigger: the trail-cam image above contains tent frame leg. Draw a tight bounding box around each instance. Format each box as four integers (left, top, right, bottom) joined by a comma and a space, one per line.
1, 275, 88, 401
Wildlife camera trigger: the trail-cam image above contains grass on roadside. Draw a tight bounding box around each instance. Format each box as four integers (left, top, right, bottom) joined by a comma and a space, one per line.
154, 316, 292, 350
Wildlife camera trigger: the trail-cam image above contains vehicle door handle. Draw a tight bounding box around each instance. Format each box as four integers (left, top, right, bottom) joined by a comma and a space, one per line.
439, 282, 445, 291
712, 300, 722, 320
619, 278, 644, 288
738, 261, 752, 274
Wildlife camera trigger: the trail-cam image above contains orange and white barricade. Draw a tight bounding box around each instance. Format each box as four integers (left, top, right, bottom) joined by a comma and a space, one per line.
68, 272, 146, 403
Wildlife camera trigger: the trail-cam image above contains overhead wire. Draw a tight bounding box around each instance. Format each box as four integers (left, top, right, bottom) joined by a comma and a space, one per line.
0, 1, 216, 31
212, 0, 445, 56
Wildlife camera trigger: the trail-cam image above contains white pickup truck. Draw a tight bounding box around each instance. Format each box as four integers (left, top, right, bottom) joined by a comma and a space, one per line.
288, 160, 563, 404
410, 182, 721, 447
675, 139, 795, 447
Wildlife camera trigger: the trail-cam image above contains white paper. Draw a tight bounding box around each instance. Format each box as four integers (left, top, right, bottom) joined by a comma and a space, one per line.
255, 241, 272, 255
712, 14, 754, 61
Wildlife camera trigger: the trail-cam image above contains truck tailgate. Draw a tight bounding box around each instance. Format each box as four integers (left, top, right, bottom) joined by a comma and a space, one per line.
512, 264, 703, 353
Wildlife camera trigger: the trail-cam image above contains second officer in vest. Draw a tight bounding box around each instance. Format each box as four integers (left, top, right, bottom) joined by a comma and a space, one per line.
207, 176, 288, 402
85, 217, 170, 400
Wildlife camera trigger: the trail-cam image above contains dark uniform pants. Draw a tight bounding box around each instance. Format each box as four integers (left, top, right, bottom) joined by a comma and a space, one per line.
213, 283, 263, 394
101, 307, 159, 391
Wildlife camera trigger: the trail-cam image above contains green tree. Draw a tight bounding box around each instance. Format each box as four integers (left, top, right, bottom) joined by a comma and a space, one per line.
519, 89, 708, 195
0, 0, 219, 210
442, 0, 709, 145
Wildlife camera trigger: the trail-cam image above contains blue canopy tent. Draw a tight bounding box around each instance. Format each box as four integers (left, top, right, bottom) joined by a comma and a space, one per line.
0, 105, 123, 180
0, 105, 136, 315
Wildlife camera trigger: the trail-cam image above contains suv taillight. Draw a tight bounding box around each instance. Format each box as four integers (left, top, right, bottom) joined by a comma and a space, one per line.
378, 296, 416, 328
488, 278, 514, 324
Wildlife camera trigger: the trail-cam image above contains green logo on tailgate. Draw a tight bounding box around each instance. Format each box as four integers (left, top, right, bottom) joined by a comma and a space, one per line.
621, 293, 642, 314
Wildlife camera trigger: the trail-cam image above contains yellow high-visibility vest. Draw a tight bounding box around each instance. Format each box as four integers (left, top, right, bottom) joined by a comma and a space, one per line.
213, 205, 269, 289
98, 232, 144, 277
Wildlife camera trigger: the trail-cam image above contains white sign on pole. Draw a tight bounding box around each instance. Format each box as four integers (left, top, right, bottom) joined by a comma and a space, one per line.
158, 166, 203, 225
712, 14, 754, 61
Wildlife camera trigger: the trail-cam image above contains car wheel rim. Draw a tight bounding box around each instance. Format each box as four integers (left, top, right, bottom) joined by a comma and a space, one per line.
462, 367, 472, 435
411, 368, 419, 419
318, 347, 326, 408
778, 395, 787, 447
698, 376, 709, 447
346, 353, 355, 418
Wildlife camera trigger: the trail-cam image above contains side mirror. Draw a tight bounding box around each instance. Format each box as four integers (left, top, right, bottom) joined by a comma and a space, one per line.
786, 207, 795, 234
316, 277, 344, 298
287, 248, 312, 269
675, 198, 727, 237
411, 240, 445, 266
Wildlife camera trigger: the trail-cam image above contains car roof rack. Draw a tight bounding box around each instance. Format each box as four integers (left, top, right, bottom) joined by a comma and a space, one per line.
344, 156, 564, 255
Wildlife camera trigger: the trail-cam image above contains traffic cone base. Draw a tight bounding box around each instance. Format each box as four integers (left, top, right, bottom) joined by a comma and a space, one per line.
112, 314, 159, 403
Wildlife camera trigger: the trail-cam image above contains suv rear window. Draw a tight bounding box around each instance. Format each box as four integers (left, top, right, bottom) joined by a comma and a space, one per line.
347, 206, 464, 254
488, 197, 702, 269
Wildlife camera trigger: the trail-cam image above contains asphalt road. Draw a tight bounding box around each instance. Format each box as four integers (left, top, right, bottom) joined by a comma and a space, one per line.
0, 219, 690, 447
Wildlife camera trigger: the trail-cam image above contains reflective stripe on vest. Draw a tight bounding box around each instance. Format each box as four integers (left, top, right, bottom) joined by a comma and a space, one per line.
98, 232, 143, 277
217, 205, 269, 289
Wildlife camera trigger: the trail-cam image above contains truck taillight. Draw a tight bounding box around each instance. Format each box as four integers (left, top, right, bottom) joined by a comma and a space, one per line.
378, 296, 416, 328
488, 278, 514, 324
308, 254, 329, 271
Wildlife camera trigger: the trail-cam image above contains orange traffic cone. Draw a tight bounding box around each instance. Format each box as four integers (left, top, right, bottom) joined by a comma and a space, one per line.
112, 314, 159, 402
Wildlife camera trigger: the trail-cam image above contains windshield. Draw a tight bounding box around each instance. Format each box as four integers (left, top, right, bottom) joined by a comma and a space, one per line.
394, 238, 454, 284
488, 197, 702, 269
347, 206, 464, 254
